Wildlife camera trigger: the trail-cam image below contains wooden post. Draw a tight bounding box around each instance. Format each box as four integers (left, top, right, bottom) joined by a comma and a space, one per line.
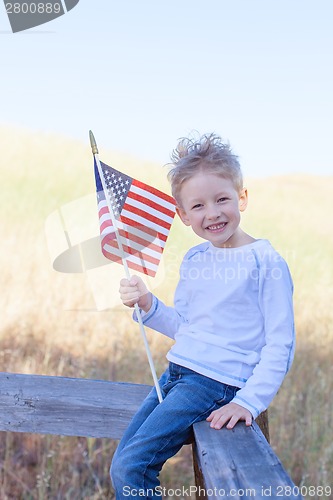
192, 410, 269, 499
192, 418, 303, 500
255, 410, 270, 442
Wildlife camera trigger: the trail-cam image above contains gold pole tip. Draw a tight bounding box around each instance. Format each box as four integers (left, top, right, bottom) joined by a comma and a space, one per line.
89, 130, 99, 155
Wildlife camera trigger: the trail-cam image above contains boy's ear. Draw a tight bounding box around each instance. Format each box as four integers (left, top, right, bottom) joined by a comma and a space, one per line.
176, 206, 191, 226
239, 188, 248, 212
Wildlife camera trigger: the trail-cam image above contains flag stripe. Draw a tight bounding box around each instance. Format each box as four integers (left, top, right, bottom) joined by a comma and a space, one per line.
127, 190, 175, 219
125, 197, 174, 226
99, 200, 172, 241
117, 229, 163, 255
103, 239, 161, 266
116, 220, 166, 248
130, 182, 176, 213
132, 179, 175, 207
102, 233, 163, 262
102, 251, 156, 277
122, 204, 171, 232
120, 214, 168, 242
122, 198, 173, 230
126, 260, 156, 277
99, 209, 168, 248
113, 222, 166, 249
102, 245, 158, 277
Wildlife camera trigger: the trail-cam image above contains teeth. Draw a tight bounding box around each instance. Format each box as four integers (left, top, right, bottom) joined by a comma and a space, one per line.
207, 223, 226, 230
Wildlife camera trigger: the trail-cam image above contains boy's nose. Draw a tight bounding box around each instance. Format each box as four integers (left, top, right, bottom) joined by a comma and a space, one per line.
206, 205, 221, 219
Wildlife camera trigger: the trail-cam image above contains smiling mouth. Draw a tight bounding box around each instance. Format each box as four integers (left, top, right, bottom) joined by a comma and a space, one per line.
206, 222, 227, 231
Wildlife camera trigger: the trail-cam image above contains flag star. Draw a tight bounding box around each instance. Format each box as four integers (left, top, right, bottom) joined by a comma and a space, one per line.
125, 180, 129, 185
111, 173, 115, 178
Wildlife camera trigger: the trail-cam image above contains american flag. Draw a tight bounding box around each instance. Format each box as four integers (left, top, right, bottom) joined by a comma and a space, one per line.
94, 160, 176, 277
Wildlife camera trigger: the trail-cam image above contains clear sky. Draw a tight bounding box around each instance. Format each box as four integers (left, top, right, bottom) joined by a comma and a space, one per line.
1, 0, 333, 177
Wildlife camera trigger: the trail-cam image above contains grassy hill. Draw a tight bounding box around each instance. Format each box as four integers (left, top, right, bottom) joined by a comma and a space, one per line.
0, 126, 332, 497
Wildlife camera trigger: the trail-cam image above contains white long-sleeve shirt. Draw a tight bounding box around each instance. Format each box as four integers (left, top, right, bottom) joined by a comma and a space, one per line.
136, 239, 295, 418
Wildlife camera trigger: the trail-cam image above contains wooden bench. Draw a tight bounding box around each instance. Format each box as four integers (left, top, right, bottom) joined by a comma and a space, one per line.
0, 372, 303, 499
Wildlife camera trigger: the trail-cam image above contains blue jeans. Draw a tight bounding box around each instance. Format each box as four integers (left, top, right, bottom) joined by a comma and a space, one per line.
110, 362, 239, 499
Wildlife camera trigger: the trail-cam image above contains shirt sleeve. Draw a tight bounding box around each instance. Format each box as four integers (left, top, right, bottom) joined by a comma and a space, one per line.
133, 260, 189, 339
232, 254, 295, 418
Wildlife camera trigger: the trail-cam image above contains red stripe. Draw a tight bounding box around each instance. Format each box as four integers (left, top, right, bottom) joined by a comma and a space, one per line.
102, 247, 157, 278
127, 260, 156, 277
101, 230, 163, 256
132, 179, 175, 204
101, 248, 122, 264
118, 229, 163, 254
100, 220, 114, 234
123, 203, 171, 230
127, 190, 175, 218
120, 215, 168, 242
103, 238, 161, 266
99, 205, 110, 218
102, 247, 156, 277
100, 218, 166, 248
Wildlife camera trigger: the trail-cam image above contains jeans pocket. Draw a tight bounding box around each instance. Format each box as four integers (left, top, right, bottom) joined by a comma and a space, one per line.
214, 384, 239, 407
214, 397, 227, 406
213, 385, 228, 406
161, 374, 180, 394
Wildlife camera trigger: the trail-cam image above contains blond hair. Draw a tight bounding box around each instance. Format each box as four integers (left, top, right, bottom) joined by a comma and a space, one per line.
168, 133, 243, 206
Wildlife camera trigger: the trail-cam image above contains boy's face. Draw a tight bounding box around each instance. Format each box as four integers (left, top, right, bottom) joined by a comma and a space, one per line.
176, 172, 248, 248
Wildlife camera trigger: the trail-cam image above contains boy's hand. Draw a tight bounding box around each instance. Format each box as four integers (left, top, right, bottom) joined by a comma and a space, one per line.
119, 276, 152, 312
206, 402, 252, 430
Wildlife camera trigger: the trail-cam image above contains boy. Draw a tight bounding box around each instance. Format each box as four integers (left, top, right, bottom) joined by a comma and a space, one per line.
111, 133, 295, 499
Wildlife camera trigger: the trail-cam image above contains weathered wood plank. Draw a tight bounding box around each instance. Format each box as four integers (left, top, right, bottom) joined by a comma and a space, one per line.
0, 372, 151, 439
255, 410, 270, 442
193, 420, 303, 499
1, 372, 300, 498
192, 410, 270, 498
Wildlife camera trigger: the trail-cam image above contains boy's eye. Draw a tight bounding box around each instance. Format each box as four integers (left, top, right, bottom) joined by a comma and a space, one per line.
218, 197, 228, 203
191, 203, 202, 209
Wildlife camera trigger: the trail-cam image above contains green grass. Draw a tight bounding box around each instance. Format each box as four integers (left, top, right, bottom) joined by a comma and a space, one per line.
0, 125, 332, 498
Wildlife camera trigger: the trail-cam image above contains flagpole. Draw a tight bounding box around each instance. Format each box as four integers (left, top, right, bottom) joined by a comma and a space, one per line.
89, 130, 163, 403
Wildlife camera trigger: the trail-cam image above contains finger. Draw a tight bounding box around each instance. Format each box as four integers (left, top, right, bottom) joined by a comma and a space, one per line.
206, 409, 220, 422
133, 279, 149, 298
120, 278, 130, 287
129, 275, 140, 286
226, 415, 239, 430
120, 290, 140, 302
119, 285, 138, 295
120, 291, 140, 306
208, 412, 230, 430
119, 286, 136, 297
211, 419, 224, 430
245, 414, 253, 426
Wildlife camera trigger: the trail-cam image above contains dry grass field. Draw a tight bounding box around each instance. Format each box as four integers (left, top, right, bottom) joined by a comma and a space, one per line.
0, 126, 332, 499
